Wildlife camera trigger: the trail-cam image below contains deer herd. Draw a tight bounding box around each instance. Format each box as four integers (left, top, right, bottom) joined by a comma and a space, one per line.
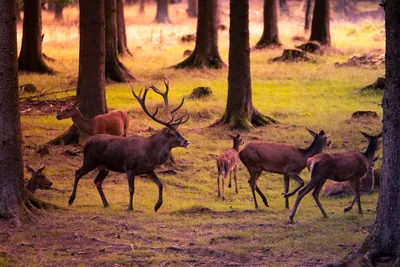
27, 81, 382, 224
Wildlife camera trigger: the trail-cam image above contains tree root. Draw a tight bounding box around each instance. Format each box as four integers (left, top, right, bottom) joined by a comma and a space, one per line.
48, 125, 80, 145
106, 58, 135, 82
174, 50, 225, 69
254, 39, 282, 50
212, 109, 277, 130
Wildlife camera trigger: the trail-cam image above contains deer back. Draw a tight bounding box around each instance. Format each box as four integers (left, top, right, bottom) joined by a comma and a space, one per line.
322, 181, 354, 197
217, 149, 240, 174
92, 110, 129, 136
240, 142, 307, 174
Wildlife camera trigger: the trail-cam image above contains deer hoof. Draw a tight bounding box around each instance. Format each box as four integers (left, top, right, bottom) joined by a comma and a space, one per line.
222, 196, 225, 201
288, 219, 295, 225
344, 207, 352, 213
68, 198, 74, 206
228, 183, 232, 188
154, 202, 162, 212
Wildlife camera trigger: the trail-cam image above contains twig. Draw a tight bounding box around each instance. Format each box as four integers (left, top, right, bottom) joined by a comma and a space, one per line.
20, 88, 75, 101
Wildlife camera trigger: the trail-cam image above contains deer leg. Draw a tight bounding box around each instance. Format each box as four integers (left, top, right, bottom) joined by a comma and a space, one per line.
228, 171, 232, 188
127, 170, 136, 211
312, 182, 328, 218
345, 178, 362, 214
222, 172, 226, 200
149, 171, 163, 212
234, 167, 238, 194
69, 166, 93, 206
284, 174, 305, 198
94, 169, 110, 208
289, 180, 318, 224
248, 170, 259, 209
283, 174, 290, 209
217, 172, 221, 198
254, 170, 268, 207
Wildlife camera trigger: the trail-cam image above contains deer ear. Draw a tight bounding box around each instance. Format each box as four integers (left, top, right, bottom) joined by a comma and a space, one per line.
227, 134, 235, 139
373, 156, 379, 162
306, 127, 317, 137
376, 132, 382, 139
26, 165, 35, 174
360, 131, 371, 139
37, 166, 46, 174
318, 130, 325, 136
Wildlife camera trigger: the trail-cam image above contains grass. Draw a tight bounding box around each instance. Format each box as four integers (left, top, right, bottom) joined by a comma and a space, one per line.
0, 1, 385, 266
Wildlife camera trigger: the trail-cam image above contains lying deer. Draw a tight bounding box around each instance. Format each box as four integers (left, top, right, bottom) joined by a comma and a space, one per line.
56, 105, 129, 137
239, 128, 331, 209
68, 81, 190, 212
289, 132, 382, 224
322, 156, 378, 197
26, 165, 53, 194
217, 133, 244, 200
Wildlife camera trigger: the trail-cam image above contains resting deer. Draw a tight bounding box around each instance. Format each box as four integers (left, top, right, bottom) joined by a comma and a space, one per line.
56, 105, 129, 137
239, 128, 331, 209
322, 156, 378, 197
289, 132, 382, 224
68, 81, 190, 212
217, 133, 244, 200
26, 165, 53, 194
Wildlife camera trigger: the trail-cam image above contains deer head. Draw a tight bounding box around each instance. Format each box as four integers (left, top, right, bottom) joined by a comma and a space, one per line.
56, 104, 80, 120
26, 165, 52, 193
130, 80, 190, 148
228, 133, 244, 151
306, 127, 332, 148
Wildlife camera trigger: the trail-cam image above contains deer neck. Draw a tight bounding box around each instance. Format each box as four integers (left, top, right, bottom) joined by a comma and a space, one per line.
148, 132, 173, 164
362, 141, 378, 164
27, 179, 37, 194
300, 138, 324, 158
71, 111, 95, 135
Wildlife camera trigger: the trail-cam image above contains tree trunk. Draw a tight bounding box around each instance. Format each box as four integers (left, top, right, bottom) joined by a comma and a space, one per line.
0, 0, 27, 226
18, 0, 53, 73
174, 0, 224, 69
125, 0, 138, 5
116, 0, 132, 56
304, 0, 313, 31
215, 0, 276, 129
279, 0, 289, 15
187, 0, 197, 17
105, 0, 134, 82
309, 0, 331, 46
335, 0, 346, 13
155, 0, 170, 23
139, 0, 145, 13
54, 2, 64, 20
254, 0, 281, 49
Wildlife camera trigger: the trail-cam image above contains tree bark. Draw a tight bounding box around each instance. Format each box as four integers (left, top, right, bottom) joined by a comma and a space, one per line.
125, 0, 138, 5
304, 0, 313, 31
174, 0, 224, 69
279, 0, 289, 15
155, 0, 170, 23
254, 0, 281, 49
187, 0, 197, 17
54, 2, 64, 20
139, 0, 145, 13
215, 0, 276, 129
335, 0, 346, 13
116, 0, 132, 56
18, 0, 53, 74
105, 0, 134, 82
309, 0, 331, 46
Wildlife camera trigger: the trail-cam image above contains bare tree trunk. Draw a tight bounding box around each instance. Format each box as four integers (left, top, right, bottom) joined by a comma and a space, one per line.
139, 0, 145, 13
116, 0, 132, 56
309, 0, 331, 46
187, 0, 197, 17
174, 0, 223, 69
215, 0, 276, 129
335, 0, 346, 13
125, 0, 138, 5
0, 0, 27, 227
255, 0, 281, 49
54, 2, 64, 20
279, 0, 289, 15
304, 0, 313, 31
155, 0, 170, 23
18, 0, 53, 73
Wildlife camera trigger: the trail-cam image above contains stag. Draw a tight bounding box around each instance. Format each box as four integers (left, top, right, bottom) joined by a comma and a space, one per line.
26, 165, 53, 194
239, 128, 331, 209
216, 133, 244, 200
56, 105, 129, 137
68, 81, 189, 211
289, 132, 382, 224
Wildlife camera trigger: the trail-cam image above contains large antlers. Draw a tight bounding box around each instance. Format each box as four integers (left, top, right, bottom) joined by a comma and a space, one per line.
130, 80, 189, 129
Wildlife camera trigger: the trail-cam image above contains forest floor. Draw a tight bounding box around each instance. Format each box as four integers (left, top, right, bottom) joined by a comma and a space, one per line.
0, 1, 386, 266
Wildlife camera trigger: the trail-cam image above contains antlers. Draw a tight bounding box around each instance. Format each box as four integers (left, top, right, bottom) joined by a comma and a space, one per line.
130, 80, 189, 129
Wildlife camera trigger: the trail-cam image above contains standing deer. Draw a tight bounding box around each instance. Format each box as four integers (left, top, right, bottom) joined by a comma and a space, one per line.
239, 128, 331, 209
216, 133, 244, 200
56, 105, 129, 137
68, 81, 189, 212
26, 165, 53, 194
322, 156, 378, 197
289, 132, 382, 224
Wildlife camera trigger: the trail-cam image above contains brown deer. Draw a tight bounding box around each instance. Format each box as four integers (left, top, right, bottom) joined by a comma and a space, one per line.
68, 81, 189, 212
56, 105, 129, 137
216, 133, 244, 200
322, 156, 378, 197
239, 128, 331, 209
26, 165, 53, 194
289, 132, 382, 224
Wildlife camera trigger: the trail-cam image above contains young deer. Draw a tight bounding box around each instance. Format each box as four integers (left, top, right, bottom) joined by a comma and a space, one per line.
216, 133, 244, 200
322, 156, 378, 197
56, 106, 129, 137
239, 128, 331, 209
68, 81, 190, 212
26, 165, 53, 194
289, 132, 382, 224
